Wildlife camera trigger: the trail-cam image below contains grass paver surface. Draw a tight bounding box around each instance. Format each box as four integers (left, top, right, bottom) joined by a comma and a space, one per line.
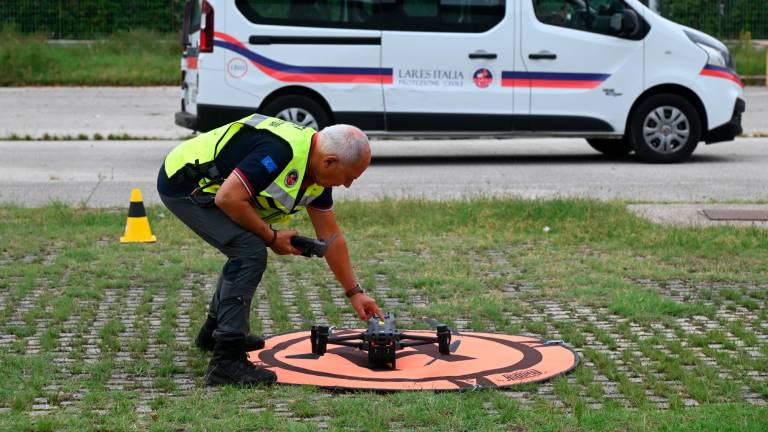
0, 200, 766, 431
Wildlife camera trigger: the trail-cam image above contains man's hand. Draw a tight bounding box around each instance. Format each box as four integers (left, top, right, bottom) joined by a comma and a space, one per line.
349, 293, 384, 321
269, 229, 301, 255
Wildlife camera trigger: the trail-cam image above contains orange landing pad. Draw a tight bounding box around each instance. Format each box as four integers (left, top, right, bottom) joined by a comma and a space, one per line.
248, 331, 579, 391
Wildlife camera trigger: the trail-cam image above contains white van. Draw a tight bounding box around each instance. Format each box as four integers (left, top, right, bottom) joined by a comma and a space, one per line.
176, 0, 745, 163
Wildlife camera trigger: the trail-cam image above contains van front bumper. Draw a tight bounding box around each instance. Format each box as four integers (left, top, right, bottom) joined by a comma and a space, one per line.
705, 98, 745, 144
175, 111, 198, 131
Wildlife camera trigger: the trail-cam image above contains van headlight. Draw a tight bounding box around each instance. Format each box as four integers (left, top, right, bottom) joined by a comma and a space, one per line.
697, 43, 728, 68
684, 30, 734, 69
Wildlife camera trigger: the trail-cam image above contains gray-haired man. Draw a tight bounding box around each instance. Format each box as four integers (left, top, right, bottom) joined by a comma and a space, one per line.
157, 114, 384, 386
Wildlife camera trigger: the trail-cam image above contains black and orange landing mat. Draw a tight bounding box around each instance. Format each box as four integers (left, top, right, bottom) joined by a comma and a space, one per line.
248, 330, 579, 391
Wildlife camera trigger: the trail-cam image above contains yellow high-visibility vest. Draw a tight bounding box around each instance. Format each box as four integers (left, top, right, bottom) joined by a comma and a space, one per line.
164, 114, 325, 224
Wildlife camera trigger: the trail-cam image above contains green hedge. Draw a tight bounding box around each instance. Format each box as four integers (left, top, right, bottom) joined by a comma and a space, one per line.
0, 0, 186, 39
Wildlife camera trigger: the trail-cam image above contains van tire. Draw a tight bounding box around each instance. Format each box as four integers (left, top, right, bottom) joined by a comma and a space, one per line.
586, 138, 633, 157
261, 95, 330, 130
629, 94, 701, 163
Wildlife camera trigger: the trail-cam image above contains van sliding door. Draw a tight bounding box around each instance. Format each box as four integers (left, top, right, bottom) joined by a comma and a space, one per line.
381, 0, 514, 132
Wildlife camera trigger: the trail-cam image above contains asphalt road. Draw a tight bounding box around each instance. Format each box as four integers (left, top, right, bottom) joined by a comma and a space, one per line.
2, 86, 768, 208
2, 137, 767, 207
1, 86, 767, 139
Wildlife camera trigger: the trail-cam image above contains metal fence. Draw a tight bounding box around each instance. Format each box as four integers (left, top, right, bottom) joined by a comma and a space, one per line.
0, 0, 186, 39
0, 0, 766, 40
654, 0, 767, 40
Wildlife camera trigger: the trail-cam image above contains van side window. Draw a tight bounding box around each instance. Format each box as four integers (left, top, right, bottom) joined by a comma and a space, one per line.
236, 0, 376, 29
533, 0, 638, 38
381, 0, 505, 33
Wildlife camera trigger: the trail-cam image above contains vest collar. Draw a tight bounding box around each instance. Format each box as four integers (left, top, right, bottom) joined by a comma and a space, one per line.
302, 133, 318, 188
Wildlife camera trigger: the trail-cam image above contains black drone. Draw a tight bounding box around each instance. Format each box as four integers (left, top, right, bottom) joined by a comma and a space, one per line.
309, 313, 461, 369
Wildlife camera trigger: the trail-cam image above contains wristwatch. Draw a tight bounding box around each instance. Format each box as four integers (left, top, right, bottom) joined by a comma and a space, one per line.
345, 283, 364, 298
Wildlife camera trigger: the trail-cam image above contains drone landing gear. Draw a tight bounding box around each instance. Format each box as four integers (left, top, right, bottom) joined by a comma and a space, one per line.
437, 325, 451, 355
310, 325, 329, 355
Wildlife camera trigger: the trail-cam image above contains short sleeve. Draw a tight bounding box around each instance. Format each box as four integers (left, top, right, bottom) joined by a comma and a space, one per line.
307, 187, 333, 211
232, 133, 293, 196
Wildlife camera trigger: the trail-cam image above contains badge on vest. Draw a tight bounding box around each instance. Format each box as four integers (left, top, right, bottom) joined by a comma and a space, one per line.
284, 169, 299, 188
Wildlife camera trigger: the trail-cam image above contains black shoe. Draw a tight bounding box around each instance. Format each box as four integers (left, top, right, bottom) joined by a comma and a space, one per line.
205, 356, 277, 387
195, 328, 265, 352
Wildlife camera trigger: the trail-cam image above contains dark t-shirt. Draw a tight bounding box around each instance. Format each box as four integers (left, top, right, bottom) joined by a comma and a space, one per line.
157, 127, 332, 210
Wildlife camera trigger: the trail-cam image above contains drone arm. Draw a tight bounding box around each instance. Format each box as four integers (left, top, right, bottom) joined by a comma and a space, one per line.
399, 340, 440, 348
399, 333, 440, 342
327, 333, 366, 342
326, 340, 365, 349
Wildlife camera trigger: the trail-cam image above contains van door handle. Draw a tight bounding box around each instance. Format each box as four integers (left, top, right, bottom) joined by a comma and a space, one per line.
469, 52, 497, 60
529, 53, 557, 60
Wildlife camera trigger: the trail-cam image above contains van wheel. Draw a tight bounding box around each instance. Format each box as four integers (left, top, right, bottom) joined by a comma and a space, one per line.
629, 94, 701, 163
261, 95, 330, 130
586, 138, 632, 157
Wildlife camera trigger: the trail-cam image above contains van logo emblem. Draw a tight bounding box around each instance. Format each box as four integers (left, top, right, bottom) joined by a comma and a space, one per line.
473, 68, 493, 89
284, 169, 299, 188
227, 58, 248, 79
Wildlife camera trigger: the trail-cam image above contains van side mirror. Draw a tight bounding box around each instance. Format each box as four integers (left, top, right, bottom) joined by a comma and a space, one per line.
610, 9, 639, 37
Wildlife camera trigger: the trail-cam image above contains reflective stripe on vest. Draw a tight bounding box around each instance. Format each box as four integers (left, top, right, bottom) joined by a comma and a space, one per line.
163, 114, 324, 224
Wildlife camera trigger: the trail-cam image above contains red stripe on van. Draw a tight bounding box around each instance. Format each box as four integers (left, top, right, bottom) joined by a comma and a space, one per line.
214, 31, 244, 48
253, 62, 387, 84
212, 31, 392, 85
501, 78, 528, 87
700, 68, 744, 87
502, 79, 602, 88
501, 77, 604, 88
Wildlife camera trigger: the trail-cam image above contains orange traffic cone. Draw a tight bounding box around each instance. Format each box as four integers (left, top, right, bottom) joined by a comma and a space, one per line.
120, 188, 157, 243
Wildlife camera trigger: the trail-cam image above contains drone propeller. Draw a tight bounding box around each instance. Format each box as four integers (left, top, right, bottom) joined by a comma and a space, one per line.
422, 316, 463, 354
300, 315, 339, 334
421, 316, 462, 336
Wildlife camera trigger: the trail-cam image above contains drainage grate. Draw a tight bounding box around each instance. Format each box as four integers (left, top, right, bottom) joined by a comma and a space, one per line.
702, 209, 768, 221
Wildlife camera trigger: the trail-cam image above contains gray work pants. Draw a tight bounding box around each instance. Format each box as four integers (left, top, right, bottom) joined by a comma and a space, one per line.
159, 193, 267, 343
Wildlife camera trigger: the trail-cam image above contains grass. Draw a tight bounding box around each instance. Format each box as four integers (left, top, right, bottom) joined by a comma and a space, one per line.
729, 31, 767, 78
731, 44, 766, 76
0, 199, 767, 431
0, 27, 179, 86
